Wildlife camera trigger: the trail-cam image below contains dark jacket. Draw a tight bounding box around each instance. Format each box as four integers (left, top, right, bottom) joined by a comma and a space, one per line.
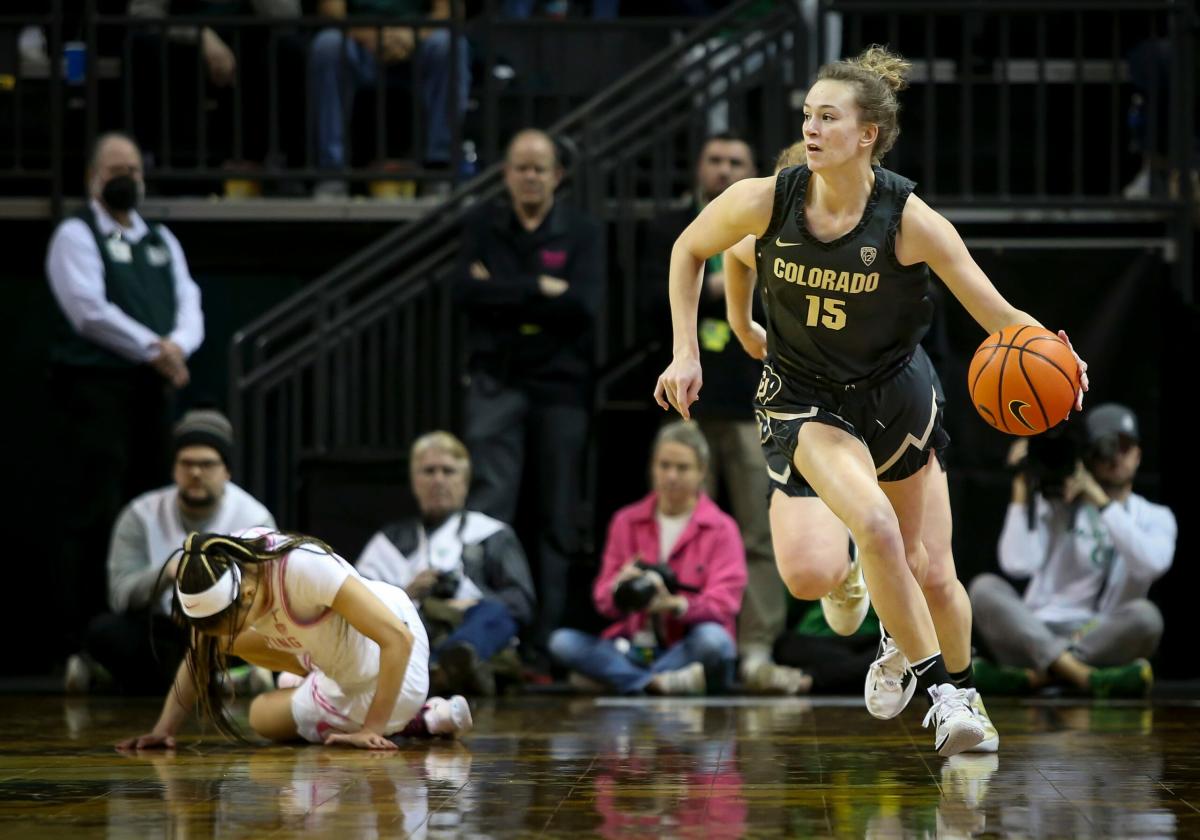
455, 198, 604, 406
358, 510, 537, 628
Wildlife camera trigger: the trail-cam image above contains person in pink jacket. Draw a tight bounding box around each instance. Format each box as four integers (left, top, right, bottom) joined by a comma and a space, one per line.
549, 421, 748, 694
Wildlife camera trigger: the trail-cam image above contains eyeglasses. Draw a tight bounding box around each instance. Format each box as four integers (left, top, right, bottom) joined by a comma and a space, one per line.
417, 465, 463, 477
177, 458, 224, 473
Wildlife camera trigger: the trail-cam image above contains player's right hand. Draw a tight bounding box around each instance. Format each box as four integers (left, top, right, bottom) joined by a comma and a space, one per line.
733, 321, 768, 360
116, 732, 176, 752
654, 357, 703, 419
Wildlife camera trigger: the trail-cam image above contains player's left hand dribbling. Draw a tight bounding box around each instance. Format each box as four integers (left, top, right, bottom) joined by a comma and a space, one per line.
325, 729, 398, 751
1057, 330, 1089, 412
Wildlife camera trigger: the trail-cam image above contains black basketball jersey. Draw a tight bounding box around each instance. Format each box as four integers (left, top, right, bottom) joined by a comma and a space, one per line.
756, 164, 933, 386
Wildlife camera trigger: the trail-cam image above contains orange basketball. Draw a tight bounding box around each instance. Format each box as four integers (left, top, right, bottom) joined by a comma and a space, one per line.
968, 325, 1081, 436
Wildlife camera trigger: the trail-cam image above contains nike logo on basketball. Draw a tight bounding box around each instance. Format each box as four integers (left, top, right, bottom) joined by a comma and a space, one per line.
1008, 399, 1037, 431
775, 237, 801, 247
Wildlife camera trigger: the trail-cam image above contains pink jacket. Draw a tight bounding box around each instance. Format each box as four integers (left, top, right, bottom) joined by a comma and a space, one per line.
593, 492, 747, 647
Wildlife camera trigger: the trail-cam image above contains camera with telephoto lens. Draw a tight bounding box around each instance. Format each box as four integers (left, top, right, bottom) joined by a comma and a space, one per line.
613, 560, 700, 614
1020, 427, 1080, 501
430, 570, 461, 600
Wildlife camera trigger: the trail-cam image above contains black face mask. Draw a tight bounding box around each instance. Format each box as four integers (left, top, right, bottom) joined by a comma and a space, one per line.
101, 174, 141, 212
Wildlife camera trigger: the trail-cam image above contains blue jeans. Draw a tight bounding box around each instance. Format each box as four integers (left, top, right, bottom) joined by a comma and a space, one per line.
308, 27, 470, 166
432, 599, 518, 663
500, 0, 619, 17
548, 622, 736, 694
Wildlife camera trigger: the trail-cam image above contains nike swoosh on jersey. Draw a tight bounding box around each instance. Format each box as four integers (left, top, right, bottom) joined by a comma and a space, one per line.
775, 238, 802, 247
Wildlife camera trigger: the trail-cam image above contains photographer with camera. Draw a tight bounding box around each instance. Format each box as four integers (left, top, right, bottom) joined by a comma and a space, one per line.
357, 432, 536, 698
969, 403, 1176, 698
548, 421, 747, 695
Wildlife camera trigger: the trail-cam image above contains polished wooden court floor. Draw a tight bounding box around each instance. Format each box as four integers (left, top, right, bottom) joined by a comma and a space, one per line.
1, 693, 1198, 838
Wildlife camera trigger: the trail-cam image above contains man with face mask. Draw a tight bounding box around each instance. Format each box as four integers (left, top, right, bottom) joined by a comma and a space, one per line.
65, 409, 274, 694
46, 132, 204, 669
969, 403, 1176, 699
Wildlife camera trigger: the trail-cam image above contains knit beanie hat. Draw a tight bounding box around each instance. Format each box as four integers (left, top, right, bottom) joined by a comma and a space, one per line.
173, 409, 234, 467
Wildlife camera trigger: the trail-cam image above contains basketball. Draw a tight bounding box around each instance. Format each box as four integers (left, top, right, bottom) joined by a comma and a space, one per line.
968, 325, 1081, 436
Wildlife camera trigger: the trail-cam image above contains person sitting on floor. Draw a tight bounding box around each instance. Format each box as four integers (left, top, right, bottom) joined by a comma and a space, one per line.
357, 431, 536, 697
548, 421, 747, 695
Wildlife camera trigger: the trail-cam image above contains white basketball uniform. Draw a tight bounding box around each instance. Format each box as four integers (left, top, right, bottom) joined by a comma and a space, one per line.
239, 528, 430, 743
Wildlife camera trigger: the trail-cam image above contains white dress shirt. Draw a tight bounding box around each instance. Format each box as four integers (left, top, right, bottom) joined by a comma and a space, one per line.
45, 199, 204, 364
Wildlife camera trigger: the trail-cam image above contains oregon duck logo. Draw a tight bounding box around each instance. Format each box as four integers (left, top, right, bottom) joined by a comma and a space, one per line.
756, 363, 782, 404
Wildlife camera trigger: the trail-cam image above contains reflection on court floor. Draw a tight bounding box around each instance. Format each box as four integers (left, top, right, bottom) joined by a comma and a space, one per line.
2, 695, 1197, 838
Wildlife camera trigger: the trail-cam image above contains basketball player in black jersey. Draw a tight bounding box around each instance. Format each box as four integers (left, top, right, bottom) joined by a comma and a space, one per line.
654, 46, 1088, 757
725, 141, 997, 751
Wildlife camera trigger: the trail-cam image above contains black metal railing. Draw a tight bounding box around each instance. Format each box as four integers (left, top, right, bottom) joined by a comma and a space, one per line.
10, 2, 712, 201
818, 0, 1195, 204
82, 1, 470, 192
229, 0, 806, 523
0, 0, 65, 215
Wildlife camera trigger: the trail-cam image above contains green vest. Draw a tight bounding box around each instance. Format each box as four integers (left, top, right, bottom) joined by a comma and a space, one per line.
50, 207, 177, 368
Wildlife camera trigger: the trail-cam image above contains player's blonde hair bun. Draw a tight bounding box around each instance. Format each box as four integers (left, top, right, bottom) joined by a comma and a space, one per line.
817, 44, 911, 163
849, 45, 911, 93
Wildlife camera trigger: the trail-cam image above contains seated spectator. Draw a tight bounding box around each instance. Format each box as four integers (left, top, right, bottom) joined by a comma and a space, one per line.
128, 0, 307, 178
308, 0, 470, 197
969, 403, 1175, 698
499, 0, 617, 17
548, 421, 747, 695
356, 431, 536, 697
66, 409, 276, 694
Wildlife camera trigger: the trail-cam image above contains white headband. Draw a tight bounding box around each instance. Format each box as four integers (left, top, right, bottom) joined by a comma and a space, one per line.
177, 563, 242, 619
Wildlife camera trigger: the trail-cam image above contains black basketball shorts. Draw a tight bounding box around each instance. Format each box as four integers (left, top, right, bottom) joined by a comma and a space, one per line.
754, 349, 949, 498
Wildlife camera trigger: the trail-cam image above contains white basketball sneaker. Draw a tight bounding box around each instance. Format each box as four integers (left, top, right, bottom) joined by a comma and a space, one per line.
923, 684, 986, 757
821, 541, 871, 636
424, 695, 474, 738
966, 693, 1000, 753
864, 631, 916, 720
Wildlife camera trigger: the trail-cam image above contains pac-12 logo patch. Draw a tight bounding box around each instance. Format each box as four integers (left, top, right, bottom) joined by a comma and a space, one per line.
860, 246, 877, 266
756, 362, 782, 405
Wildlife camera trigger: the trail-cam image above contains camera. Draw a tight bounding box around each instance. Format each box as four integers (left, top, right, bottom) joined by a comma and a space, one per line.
613, 561, 699, 613
1021, 427, 1079, 501
430, 570, 461, 600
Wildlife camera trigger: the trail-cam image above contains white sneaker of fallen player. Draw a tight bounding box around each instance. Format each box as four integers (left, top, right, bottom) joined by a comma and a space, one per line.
424, 694, 473, 738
